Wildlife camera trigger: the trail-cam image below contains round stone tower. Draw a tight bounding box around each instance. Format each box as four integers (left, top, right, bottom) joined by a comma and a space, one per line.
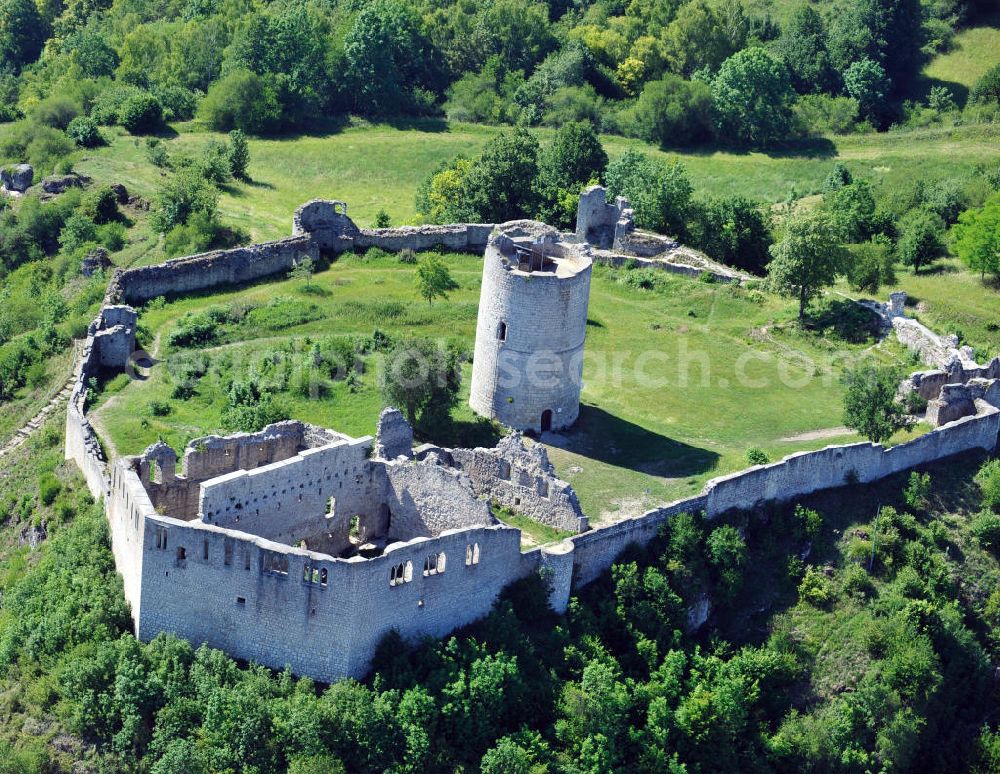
469, 221, 593, 433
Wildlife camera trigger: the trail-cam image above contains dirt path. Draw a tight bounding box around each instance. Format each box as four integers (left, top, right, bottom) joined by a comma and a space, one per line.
0, 344, 82, 461
780, 427, 853, 443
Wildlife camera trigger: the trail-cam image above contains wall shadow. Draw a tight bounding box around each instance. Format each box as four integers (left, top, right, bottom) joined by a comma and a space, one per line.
553, 404, 719, 479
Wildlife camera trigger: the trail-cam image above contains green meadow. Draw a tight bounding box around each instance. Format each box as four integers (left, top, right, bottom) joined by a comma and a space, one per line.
91, 250, 924, 521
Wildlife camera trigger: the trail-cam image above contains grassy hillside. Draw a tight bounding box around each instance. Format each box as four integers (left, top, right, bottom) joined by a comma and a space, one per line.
920, 14, 1000, 104
74, 121, 1000, 250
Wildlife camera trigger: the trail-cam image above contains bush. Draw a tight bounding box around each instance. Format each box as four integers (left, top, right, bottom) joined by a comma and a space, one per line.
904, 471, 932, 512
847, 236, 896, 294
793, 94, 859, 136
58, 213, 97, 253
744, 447, 769, 465
798, 566, 833, 606
168, 313, 219, 348
153, 85, 198, 121
842, 564, 875, 598
626, 74, 714, 147
38, 473, 61, 506
199, 69, 280, 134
148, 400, 172, 417
97, 222, 127, 251
66, 116, 103, 148
969, 511, 1000, 553
117, 93, 163, 134
151, 167, 219, 233
975, 459, 1000, 511
80, 186, 119, 225
970, 62, 1000, 105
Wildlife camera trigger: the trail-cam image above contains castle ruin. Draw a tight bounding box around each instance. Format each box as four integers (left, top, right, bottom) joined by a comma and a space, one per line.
469, 221, 593, 433
62, 197, 1000, 684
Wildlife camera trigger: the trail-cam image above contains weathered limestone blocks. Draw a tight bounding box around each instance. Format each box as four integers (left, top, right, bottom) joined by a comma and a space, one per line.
427, 433, 588, 533
576, 185, 632, 248
469, 222, 593, 433
926, 379, 1000, 426
374, 407, 413, 460
91, 305, 137, 369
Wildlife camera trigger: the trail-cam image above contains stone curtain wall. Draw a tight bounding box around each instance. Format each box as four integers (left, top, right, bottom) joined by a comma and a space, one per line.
560, 405, 1000, 590
109, 236, 319, 305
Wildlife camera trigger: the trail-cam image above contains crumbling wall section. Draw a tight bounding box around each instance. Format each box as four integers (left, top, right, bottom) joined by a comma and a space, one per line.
442, 434, 588, 533
381, 460, 495, 542
109, 236, 319, 305
199, 435, 375, 546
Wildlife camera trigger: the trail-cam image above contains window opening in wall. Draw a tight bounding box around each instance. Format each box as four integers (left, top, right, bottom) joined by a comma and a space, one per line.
541, 409, 553, 432
176, 546, 186, 562
203, 539, 209, 560
537, 479, 550, 499
263, 551, 289, 576
497, 321, 507, 341
224, 540, 233, 566
244, 551, 251, 571
466, 543, 480, 566
390, 561, 414, 586
236, 596, 246, 605
155, 527, 168, 550
320, 569, 328, 586
498, 460, 511, 481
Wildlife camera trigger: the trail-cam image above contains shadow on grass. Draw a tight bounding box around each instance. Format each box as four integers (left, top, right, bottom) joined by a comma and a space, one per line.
658, 134, 838, 161
552, 404, 720, 479
912, 75, 970, 107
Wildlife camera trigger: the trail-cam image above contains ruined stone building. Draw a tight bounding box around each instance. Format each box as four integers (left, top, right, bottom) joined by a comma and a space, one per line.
64, 198, 1000, 685
105, 410, 581, 681
469, 222, 593, 433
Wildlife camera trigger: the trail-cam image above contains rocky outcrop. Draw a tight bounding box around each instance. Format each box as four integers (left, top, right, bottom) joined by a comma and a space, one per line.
81, 247, 112, 277
1, 163, 33, 192
42, 172, 89, 194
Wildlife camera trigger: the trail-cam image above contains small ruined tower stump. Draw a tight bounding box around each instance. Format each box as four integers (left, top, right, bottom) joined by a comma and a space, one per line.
469, 222, 592, 433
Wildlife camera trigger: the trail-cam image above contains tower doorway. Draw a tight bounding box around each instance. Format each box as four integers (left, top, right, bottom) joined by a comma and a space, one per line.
540, 409, 553, 432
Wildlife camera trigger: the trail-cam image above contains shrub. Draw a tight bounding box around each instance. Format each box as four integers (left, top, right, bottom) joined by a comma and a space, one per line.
148, 400, 172, 417
80, 186, 119, 225
969, 511, 1000, 553
398, 248, 416, 264
970, 62, 1000, 105
798, 566, 833, 606
627, 74, 714, 147
744, 447, 769, 466
29, 96, 79, 129
903, 471, 932, 512
975, 459, 1000, 511
227, 129, 250, 180
153, 85, 197, 121
794, 504, 823, 540
117, 93, 163, 134
97, 222, 126, 251
199, 69, 280, 134
168, 313, 219, 348
842, 564, 875, 598
65, 116, 103, 148
58, 213, 97, 253
793, 94, 859, 136
38, 473, 61, 506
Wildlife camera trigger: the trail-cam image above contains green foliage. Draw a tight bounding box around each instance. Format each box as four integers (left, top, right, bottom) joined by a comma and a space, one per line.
227, 129, 250, 181
80, 185, 119, 225
117, 92, 163, 135
38, 472, 61, 506
627, 74, 714, 147
198, 69, 280, 134
969, 62, 1000, 105
462, 128, 540, 222
65, 115, 103, 148
951, 192, 1000, 280
904, 471, 932, 512
841, 362, 912, 444
535, 120, 607, 227
897, 208, 946, 273
847, 235, 896, 294
744, 446, 768, 466
151, 167, 219, 233
767, 211, 849, 319
220, 379, 288, 433
711, 47, 795, 147
373, 209, 391, 229
414, 254, 459, 305
969, 511, 1000, 553
0, 0, 44, 71
606, 150, 693, 238
378, 337, 461, 432
975, 459, 1000, 512
690, 196, 772, 274
289, 257, 315, 291
777, 6, 837, 95
797, 566, 833, 606
843, 57, 892, 125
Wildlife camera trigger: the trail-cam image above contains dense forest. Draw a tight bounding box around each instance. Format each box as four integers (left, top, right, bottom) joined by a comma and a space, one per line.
0, 0, 999, 159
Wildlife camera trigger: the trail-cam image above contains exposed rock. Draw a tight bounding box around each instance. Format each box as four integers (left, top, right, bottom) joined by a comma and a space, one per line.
81, 247, 112, 277
1, 163, 33, 192
109, 182, 129, 203
686, 594, 712, 632
126, 194, 150, 211
42, 172, 90, 194
18, 522, 47, 548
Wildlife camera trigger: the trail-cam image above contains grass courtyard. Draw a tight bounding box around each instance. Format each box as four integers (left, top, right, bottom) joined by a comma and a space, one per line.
91, 250, 923, 522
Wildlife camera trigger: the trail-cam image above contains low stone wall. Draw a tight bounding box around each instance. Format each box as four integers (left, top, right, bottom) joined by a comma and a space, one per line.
109, 236, 319, 305
592, 251, 742, 284
892, 316, 977, 370
356, 224, 495, 254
